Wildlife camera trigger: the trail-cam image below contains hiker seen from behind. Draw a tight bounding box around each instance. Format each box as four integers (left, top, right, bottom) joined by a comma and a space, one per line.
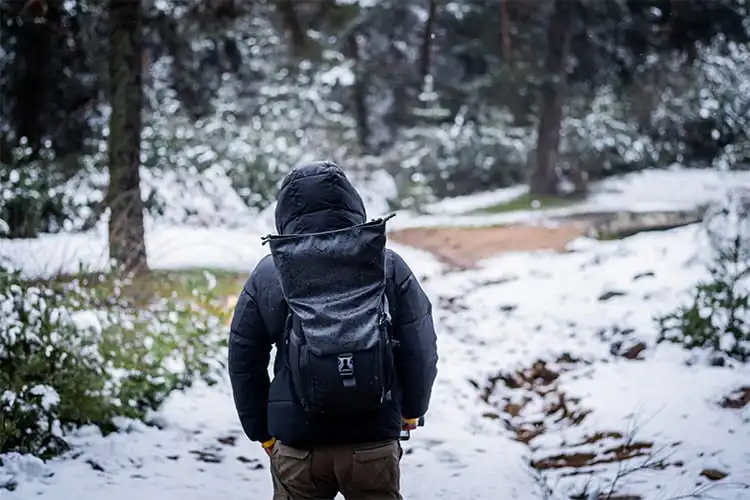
228, 161, 439, 500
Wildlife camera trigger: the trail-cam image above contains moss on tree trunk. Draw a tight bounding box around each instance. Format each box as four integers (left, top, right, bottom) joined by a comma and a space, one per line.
107, 0, 147, 274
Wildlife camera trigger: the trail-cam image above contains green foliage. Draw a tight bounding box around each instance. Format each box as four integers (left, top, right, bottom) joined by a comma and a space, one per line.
648, 40, 750, 170
0, 270, 107, 458
2, 0, 749, 236
561, 88, 658, 180
385, 85, 533, 199
0, 144, 95, 239
657, 192, 750, 363
0, 266, 229, 459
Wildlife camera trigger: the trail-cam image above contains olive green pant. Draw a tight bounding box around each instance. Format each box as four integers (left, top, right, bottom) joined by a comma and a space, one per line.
270, 440, 403, 500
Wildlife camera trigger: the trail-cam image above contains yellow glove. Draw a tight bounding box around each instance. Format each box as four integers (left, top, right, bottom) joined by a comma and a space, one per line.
402, 418, 419, 431
262, 437, 276, 455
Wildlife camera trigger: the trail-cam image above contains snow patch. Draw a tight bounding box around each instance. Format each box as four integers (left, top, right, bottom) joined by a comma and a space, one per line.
423, 185, 529, 215
392, 166, 750, 230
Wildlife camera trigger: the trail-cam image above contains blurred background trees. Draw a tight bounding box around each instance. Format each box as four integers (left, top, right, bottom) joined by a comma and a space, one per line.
1, 0, 749, 271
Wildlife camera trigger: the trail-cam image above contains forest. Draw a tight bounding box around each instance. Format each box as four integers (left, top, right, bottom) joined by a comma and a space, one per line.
2, 0, 748, 271
1, 1, 749, 499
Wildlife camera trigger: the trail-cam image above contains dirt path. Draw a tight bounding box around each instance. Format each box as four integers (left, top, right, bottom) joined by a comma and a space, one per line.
389, 222, 589, 269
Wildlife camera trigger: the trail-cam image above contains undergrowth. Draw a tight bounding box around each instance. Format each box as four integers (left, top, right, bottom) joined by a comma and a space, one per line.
0, 264, 239, 460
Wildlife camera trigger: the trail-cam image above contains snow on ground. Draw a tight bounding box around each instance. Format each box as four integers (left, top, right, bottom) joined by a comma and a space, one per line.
0, 164, 398, 279
396, 166, 750, 231
3, 224, 749, 499
0, 221, 270, 279
2, 166, 746, 278
2, 167, 749, 498
433, 225, 749, 497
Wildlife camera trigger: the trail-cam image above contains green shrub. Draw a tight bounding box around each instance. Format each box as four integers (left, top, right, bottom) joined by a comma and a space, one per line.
657, 192, 750, 364
0, 267, 227, 459
0, 271, 109, 458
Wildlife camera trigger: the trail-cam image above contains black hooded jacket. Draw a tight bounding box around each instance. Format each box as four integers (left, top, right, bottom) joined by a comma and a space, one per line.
228, 161, 438, 447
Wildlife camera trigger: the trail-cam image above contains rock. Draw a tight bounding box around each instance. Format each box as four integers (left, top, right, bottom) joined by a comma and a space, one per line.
499, 304, 517, 313
633, 271, 655, 281
700, 468, 728, 481
720, 387, 750, 409
599, 290, 627, 301
621, 342, 647, 360
590, 209, 705, 240
710, 355, 727, 367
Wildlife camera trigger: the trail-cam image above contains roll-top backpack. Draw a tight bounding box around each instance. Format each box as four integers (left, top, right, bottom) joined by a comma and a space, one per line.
263, 214, 397, 416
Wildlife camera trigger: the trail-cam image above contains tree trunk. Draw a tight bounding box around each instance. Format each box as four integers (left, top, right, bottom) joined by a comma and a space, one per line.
275, 0, 309, 56
419, 0, 437, 83
108, 0, 147, 274
529, 0, 576, 197
345, 34, 371, 154
500, 0, 512, 64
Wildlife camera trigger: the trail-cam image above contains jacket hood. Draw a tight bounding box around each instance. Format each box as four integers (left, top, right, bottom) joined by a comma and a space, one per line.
274, 161, 367, 235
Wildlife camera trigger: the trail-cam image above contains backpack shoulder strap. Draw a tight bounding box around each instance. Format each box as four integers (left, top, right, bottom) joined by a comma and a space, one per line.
384, 251, 397, 327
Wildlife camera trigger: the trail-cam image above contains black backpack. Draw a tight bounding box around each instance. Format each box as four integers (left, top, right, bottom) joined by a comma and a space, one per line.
263, 214, 398, 416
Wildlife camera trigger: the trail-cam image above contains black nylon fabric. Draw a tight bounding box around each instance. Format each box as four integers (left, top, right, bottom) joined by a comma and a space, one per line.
228, 161, 438, 447
267, 218, 388, 356
274, 160, 366, 235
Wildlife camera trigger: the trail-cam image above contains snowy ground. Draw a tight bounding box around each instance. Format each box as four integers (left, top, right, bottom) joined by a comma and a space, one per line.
405, 166, 750, 230
3, 225, 748, 499
3, 166, 749, 279
1, 168, 749, 499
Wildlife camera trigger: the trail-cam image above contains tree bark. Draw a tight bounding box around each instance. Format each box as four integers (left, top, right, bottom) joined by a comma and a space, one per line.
529, 0, 576, 197
500, 0, 512, 64
108, 0, 147, 274
419, 0, 437, 83
275, 0, 315, 58
345, 34, 371, 154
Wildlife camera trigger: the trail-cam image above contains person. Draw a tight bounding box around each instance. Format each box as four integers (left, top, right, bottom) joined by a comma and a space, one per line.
228, 161, 438, 500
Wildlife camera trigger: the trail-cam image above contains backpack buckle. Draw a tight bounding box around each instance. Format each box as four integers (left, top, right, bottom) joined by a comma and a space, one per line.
337, 353, 354, 377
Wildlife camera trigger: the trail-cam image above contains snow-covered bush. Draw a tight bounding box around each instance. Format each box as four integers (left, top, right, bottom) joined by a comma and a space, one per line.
693, 41, 750, 170
140, 26, 362, 213
0, 267, 227, 459
0, 270, 109, 458
384, 79, 534, 203
650, 41, 750, 171
0, 143, 101, 238
561, 87, 657, 181
657, 191, 750, 364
